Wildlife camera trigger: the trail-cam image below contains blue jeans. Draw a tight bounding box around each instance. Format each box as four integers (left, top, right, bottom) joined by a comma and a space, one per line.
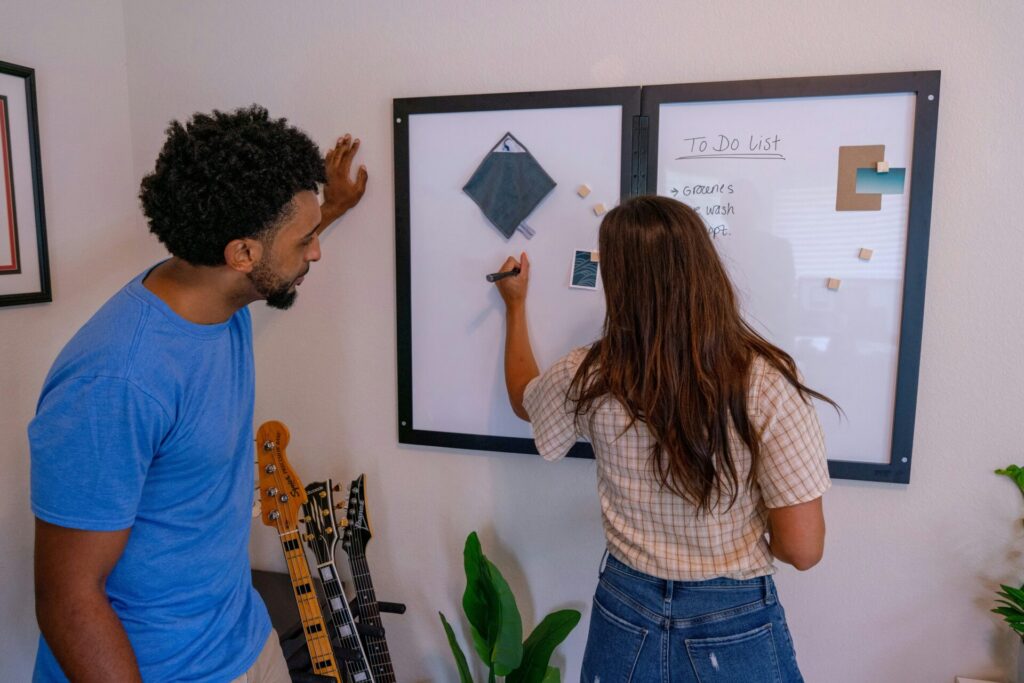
580, 553, 804, 682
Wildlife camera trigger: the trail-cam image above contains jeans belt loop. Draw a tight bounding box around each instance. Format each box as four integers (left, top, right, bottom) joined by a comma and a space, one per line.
599, 549, 609, 575
763, 575, 777, 606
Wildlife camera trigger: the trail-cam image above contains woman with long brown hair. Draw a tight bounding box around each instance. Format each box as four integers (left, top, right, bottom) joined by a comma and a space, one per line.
494, 195, 833, 682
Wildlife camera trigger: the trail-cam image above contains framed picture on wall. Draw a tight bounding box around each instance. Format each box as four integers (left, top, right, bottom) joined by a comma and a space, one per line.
0, 59, 50, 307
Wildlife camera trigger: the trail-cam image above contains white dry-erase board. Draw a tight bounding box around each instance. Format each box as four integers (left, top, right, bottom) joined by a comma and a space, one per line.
395, 72, 939, 483
395, 88, 640, 459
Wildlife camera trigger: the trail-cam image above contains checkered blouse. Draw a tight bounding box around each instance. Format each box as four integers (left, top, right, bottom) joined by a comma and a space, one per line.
522, 347, 830, 581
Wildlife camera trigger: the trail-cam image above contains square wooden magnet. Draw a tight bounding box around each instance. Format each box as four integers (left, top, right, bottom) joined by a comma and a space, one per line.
858, 248, 874, 261
577, 184, 591, 198
826, 278, 841, 290
593, 203, 606, 216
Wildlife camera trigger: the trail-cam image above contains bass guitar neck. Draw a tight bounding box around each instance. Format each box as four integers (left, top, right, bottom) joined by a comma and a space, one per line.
257, 421, 342, 683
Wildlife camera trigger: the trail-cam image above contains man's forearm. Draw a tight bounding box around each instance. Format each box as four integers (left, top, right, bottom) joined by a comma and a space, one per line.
38, 589, 142, 682
505, 304, 540, 420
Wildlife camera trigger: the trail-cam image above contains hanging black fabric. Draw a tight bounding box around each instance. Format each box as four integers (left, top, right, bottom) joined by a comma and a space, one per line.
462, 132, 556, 239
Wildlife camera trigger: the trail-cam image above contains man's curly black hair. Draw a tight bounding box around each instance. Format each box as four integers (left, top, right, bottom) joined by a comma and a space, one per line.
139, 105, 325, 266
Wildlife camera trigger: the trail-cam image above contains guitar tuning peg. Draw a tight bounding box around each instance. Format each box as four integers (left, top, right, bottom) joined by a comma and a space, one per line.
325, 527, 334, 535
304, 533, 315, 542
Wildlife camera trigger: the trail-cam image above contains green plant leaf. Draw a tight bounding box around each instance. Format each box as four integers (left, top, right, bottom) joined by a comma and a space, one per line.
463, 532, 497, 664
460, 532, 524, 674
996, 466, 1024, 499
484, 557, 523, 676
994, 609, 1024, 625
999, 584, 1024, 607
463, 533, 489, 634
540, 667, 560, 683
506, 609, 582, 683
440, 611, 476, 683
994, 602, 1024, 615
469, 624, 490, 669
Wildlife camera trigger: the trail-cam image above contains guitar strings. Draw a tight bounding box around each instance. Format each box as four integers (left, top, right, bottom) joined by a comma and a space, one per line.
320, 560, 371, 678
349, 532, 396, 679
350, 534, 382, 670
281, 523, 334, 675
306, 487, 373, 680
276, 517, 338, 679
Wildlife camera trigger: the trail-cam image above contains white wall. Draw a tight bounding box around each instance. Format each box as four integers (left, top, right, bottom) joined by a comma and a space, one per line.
3, 1, 1023, 681
0, 2, 166, 681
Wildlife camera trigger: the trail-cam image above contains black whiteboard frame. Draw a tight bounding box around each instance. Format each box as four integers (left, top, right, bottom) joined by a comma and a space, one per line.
394, 86, 642, 459
642, 71, 940, 483
395, 72, 939, 484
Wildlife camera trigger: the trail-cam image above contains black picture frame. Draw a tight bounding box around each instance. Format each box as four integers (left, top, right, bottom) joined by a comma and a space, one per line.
394, 86, 642, 460
0, 59, 50, 307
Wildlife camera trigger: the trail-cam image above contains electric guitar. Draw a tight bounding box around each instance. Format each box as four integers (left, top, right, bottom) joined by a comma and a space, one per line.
341, 475, 397, 683
256, 420, 342, 683
303, 480, 375, 683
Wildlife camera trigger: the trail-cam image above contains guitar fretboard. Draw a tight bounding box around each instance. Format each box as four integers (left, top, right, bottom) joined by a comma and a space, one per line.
347, 536, 397, 683
317, 561, 374, 683
278, 527, 341, 682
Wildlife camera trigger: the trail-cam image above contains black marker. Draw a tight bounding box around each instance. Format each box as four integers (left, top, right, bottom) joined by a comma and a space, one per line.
486, 267, 520, 283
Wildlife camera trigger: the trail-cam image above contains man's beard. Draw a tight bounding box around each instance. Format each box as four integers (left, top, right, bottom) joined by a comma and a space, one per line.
248, 258, 299, 310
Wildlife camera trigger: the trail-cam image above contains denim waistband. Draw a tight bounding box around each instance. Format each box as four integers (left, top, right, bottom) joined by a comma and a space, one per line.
603, 551, 776, 599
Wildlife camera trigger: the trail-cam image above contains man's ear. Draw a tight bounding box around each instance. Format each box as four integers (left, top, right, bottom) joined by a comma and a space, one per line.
224, 238, 263, 274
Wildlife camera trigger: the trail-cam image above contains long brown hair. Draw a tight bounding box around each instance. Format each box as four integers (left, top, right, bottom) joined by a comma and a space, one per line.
569, 195, 837, 512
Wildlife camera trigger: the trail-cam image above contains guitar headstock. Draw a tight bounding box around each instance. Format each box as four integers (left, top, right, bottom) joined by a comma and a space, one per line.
342, 474, 372, 553
302, 480, 345, 565
256, 420, 308, 531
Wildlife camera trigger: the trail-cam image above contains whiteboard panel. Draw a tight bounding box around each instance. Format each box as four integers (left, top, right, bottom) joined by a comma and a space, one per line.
406, 103, 624, 439
656, 93, 915, 465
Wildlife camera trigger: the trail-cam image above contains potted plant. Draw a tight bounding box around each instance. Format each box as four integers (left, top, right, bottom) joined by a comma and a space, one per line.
440, 532, 581, 683
994, 466, 1024, 681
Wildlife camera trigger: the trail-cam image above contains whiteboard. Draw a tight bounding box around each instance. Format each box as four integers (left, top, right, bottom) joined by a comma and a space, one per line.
396, 74, 939, 483
395, 88, 639, 453
656, 94, 914, 465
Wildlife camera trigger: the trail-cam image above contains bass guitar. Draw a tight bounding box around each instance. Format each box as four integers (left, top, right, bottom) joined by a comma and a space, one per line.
256, 420, 342, 683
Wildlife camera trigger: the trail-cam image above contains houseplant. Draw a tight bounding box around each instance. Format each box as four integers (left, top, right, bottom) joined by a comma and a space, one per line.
994, 465, 1024, 681
440, 532, 581, 683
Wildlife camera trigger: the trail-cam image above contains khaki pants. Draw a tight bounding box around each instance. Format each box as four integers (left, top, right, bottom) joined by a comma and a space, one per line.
230, 630, 291, 683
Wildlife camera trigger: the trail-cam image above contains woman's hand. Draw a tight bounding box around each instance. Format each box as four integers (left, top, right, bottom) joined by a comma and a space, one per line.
495, 252, 530, 310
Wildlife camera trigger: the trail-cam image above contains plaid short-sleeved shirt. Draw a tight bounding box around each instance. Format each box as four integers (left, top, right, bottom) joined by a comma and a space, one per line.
522, 347, 830, 580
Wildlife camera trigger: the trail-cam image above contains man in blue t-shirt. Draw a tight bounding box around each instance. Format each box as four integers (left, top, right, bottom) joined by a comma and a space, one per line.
29, 106, 368, 682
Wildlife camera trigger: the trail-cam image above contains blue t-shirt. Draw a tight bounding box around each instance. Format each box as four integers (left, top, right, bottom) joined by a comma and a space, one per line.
29, 266, 270, 682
